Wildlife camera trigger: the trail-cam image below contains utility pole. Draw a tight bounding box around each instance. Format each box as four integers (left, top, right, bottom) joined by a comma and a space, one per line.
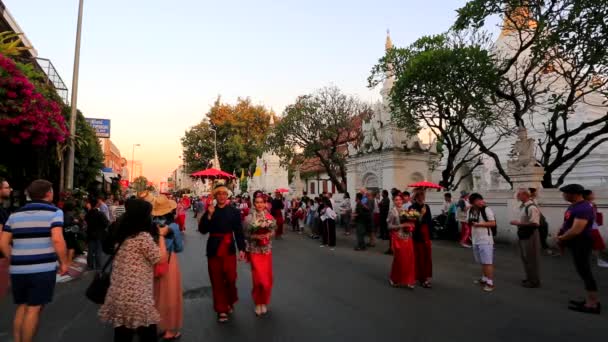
65, 0, 84, 190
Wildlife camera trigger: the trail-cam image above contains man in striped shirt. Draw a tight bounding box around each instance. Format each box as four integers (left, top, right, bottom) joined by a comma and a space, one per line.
0, 179, 68, 342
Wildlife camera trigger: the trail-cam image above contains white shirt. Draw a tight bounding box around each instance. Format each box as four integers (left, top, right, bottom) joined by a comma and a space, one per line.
401, 201, 412, 210
468, 207, 496, 245
456, 200, 470, 223
321, 207, 337, 221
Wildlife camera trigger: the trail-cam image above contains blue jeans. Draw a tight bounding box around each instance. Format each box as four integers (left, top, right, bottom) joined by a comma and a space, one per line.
87, 240, 107, 270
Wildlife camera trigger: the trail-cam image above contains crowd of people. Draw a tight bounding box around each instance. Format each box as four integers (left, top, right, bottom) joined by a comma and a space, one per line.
0, 177, 604, 341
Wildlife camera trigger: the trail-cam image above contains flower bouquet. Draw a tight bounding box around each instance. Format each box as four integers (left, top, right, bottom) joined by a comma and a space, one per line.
249, 214, 275, 246
399, 209, 421, 233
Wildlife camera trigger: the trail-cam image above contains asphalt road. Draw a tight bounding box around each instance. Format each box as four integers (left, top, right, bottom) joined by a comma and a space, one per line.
1, 214, 606, 342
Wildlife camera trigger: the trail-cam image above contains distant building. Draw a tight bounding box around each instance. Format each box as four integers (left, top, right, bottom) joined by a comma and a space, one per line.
100, 139, 122, 175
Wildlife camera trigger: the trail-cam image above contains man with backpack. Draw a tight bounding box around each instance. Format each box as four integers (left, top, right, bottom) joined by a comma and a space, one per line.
511, 189, 542, 288
468, 193, 497, 292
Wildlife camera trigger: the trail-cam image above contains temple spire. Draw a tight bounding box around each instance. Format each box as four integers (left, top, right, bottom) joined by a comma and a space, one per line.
385, 29, 393, 51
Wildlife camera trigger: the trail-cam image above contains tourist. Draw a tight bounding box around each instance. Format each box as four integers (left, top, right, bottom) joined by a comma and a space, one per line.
387, 193, 416, 289
367, 192, 377, 248
192, 197, 200, 218
152, 195, 184, 340
442, 193, 459, 240
175, 199, 186, 232
271, 191, 285, 239
85, 196, 110, 270
97, 194, 111, 221
310, 197, 321, 239
511, 189, 542, 288
113, 199, 126, 221
0, 178, 11, 300
0, 179, 68, 342
354, 193, 371, 251
379, 190, 391, 240
320, 197, 337, 250
467, 193, 497, 292
62, 201, 82, 266
99, 199, 166, 341
529, 188, 553, 255
301, 191, 310, 208
410, 190, 433, 288
401, 191, 412, 210
313, 197, 325, 240
339, 192, 352, 235
244, 191, 276, 316
557, 184, 600, 314
198, 184, 247, 323
457, 191, 472, 248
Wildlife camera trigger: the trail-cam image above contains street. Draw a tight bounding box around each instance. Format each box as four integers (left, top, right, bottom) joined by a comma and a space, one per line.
1, 214, 606, 342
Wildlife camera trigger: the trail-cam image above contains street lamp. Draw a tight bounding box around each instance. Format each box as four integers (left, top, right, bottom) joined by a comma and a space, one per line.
209, 127, 218, 168
131, 144, 141, 183
64, 0, 85, 190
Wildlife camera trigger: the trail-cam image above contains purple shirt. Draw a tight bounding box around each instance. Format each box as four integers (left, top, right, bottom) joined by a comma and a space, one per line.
560, 201, 595, 237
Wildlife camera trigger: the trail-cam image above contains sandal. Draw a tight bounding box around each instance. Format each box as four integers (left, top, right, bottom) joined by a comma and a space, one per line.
422, 281, 432, 289
217, 313, 229, 323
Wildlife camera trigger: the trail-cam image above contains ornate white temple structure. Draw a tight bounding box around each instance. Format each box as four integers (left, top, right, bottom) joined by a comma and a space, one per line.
470, 8, 608, 190
346, 32, 438, 195
247, 116, 290, 194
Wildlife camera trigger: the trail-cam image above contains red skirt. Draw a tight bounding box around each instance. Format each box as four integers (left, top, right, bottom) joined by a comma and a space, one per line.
273, 211, 284, 237
390, 231, 416, 286
176, 214, 186, 231
249, 253, 273, 305
414, 224, 432, 282
591, 229, 606, 251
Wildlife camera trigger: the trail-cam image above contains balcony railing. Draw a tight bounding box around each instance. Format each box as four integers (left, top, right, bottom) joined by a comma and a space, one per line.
35, 57, 69, 105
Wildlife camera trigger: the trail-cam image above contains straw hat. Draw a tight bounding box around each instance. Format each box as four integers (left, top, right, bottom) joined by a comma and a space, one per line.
152, 195, 177, 217
137, 191, 154, 203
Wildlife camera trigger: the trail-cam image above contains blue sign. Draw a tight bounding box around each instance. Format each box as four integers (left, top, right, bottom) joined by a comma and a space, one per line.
85, 118, 111, 138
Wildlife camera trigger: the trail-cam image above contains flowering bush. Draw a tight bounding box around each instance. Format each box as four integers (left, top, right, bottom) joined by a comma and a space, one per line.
0, 53, 68, 145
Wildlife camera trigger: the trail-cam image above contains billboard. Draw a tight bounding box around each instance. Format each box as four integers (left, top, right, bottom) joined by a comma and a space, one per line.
85, 118, 111, 138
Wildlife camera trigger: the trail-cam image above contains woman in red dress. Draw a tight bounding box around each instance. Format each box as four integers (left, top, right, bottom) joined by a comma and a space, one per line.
244, 191, 277, 317
409, 190, 433, 288
387, 194, 416, 288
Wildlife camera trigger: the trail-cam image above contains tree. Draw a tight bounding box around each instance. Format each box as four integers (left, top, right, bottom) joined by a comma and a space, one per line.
132, 176, 149, 193
369, 33, 511, 190
454, 0, 608, 187
182, 97, 274, 174
269, 86, 371, 193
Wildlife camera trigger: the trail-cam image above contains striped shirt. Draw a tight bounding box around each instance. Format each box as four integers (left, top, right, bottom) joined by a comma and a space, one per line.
3, 202, 63, 274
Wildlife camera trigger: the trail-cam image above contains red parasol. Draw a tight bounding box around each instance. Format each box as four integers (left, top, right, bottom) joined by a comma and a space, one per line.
275, 188, 290, 193
408, 181, 443, 189
191, 168, 236, 180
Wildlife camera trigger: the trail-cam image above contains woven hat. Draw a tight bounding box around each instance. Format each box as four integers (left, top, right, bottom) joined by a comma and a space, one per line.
151, 195, 177, 216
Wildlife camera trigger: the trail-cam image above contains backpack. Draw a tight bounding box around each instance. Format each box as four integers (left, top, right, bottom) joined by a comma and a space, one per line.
524, 204, 549, 232
479, 207, 497, 237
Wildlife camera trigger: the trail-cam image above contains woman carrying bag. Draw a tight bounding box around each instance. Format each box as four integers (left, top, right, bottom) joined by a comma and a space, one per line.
152, 195, 184, 341
98, 199, 168, 342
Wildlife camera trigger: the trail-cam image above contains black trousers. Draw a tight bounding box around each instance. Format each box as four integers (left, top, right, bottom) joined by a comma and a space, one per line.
114, 325, 158, 342
379, 214, 389, 239
569, 237, 598, 292
539, 224, 549, 249
321, 219, 336, 247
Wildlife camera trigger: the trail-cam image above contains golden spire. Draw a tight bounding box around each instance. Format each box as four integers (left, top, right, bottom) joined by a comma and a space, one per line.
385, 29, 393, 51
501, 4, 537, 36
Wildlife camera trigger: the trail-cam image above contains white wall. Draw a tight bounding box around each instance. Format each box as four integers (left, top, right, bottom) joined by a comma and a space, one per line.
426, 188, 608, 245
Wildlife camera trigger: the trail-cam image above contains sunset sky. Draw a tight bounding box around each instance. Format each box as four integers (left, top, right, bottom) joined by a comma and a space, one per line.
6, 0, 471, 182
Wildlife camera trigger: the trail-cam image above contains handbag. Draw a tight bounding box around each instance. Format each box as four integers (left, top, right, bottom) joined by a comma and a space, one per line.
154, 251, 172, 278
85, 240, 123, 304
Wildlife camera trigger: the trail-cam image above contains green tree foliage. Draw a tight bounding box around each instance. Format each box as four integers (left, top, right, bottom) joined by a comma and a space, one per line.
369, 33, 510, 190
182, 97, 274, 175
268, 86, 371, 193
453, 0, 608, 187
133, 176, 149, 193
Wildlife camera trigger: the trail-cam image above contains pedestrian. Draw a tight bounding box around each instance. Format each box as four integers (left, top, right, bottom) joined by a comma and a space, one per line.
62, 201, 83, 266
85, 196, 110, 270
443, 193, 459, 240
367, 192, 377, 248
557, 184, 600, 314
379, 190, 390, 240
0, 179, 69, 342
583, 190, 606, 256
244, 191, 276, 317
529, 188, 554, 256
387, 193, 416, 289
113, 199, 126, 221
339, 192, 352, 235
511, 189, 542, 288
320, 197, 337, 250
198, 184, 247, 323
99, 198, 166, 342
457, 191, 472, 248
271, 191, 285, 239
401, 191, 412, 209
192, 197, 200, 218
97, 194, 111, 221
175, 200, 186, 232
290, 198, 300, 232
354, 193, 370, 251
409, 190, 433, 288
467, 193, 497, 292
152, 195, 184, 340
0, 177, 12, 300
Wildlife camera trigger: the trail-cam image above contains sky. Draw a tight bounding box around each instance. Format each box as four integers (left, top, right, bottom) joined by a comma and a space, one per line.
5, 0, 472, 182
